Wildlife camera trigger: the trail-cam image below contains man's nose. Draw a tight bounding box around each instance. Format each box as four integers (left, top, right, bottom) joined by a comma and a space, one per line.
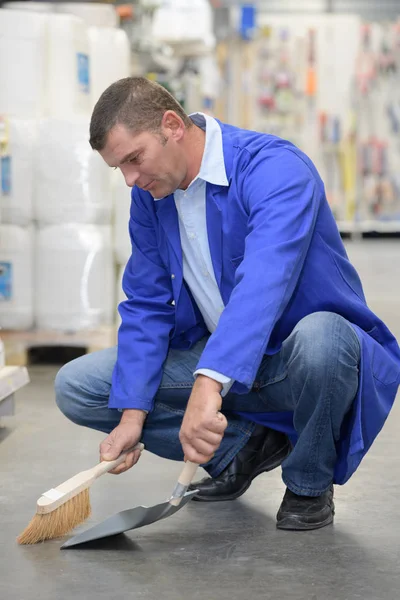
123, 167, 140, 188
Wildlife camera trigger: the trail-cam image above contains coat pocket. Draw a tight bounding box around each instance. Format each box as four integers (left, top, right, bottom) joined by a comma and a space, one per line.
231, 255, 244, 268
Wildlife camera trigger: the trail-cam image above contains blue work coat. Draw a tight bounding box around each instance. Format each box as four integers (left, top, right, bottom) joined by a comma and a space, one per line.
111, 120, 400, 485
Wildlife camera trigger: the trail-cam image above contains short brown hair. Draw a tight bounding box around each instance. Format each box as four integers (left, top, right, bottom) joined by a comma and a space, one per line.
89, 76, 192, 151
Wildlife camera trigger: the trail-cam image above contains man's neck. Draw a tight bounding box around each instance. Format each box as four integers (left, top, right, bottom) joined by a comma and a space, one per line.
179, 124, 206, 190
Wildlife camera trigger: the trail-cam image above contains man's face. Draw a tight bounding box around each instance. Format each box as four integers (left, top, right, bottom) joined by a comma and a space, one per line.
99, 123, 188, 199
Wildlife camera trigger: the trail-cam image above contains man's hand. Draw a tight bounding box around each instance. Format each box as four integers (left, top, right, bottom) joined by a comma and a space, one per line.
99, 409, 147, 474
179, 375, 228, 464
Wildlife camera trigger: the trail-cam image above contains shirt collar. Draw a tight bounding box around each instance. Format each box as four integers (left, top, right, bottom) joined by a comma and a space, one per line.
189, 112, 229, 187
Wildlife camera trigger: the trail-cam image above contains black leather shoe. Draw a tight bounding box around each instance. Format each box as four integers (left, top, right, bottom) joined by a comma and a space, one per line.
276, 485, 335, 530
189, 426, 291, 502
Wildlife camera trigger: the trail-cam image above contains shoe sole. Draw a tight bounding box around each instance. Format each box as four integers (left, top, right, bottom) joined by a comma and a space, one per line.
192, 439, 292, 503
276, 503, 335, 531
276, 512, 334, 531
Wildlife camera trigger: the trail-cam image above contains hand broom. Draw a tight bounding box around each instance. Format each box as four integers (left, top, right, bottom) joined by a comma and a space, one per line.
17, 442, 144, 545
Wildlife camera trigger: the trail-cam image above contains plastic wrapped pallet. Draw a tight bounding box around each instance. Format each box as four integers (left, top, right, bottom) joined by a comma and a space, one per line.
0, 335, 4, 368
151, 0, 215, 47
36, 224, 114, 331
0, 225, 34, 330
35, 118, 112, 226
113, 171, 132, 265
116, 264, 127, 328
89, 26, 130, 109
0, 9, 47, 118
2, 2, 56, 12
46, 14, 90, 118
0, 118, 37, 226
57, 3, 118, 28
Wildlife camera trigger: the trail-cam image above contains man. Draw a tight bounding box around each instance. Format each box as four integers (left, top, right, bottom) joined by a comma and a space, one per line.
55, 77, 400, 531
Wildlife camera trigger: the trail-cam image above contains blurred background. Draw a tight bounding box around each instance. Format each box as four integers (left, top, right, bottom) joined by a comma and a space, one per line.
0, 0, 400, 377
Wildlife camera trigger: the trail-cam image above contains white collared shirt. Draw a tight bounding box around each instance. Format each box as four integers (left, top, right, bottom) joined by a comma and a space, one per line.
173, 113, 233, 394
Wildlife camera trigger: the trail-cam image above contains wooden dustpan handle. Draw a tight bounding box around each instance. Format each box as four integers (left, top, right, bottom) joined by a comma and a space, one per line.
169, 461, 198, 506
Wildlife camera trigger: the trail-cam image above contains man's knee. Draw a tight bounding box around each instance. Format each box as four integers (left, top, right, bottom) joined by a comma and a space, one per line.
55, 358, 87, 425
54, 347, 116, 425
288, 311, 360, 375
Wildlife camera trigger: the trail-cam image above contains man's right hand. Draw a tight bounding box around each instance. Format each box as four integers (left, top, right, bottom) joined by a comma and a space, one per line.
99, 409, 147, 474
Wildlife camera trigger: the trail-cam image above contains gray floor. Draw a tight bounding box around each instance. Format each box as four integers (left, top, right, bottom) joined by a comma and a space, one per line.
1, 239, 400, 600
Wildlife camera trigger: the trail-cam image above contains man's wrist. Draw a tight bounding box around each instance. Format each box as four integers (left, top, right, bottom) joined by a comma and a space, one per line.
121, 408, 148, 424
194, 374, 223, 394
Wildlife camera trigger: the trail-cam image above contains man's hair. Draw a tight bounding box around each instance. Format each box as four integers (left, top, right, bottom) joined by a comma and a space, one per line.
89, 76, 192, 151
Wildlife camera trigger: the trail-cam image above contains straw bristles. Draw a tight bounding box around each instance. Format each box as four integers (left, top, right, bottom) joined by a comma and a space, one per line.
17, 489, 91, 545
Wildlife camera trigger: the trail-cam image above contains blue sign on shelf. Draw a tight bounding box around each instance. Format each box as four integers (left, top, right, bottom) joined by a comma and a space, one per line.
77, 52, 90, 94
1, 155, 11, 196
0, 262, 12, 301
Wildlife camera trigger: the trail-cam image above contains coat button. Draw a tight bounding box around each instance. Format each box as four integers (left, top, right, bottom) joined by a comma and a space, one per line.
171, 274, 175, 279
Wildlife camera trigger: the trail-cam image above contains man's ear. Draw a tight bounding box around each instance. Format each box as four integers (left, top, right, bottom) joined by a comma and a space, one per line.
161, 110, 185, 140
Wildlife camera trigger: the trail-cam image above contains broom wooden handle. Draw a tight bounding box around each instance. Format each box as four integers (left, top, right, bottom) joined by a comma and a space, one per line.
37, 443, 145, 514
92, 443, 145, 478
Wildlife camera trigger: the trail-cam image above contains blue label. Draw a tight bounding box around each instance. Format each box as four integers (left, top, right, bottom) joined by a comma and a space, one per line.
1, 156, 11, 195
77, 52, 90, 94
0, 262, 12, 301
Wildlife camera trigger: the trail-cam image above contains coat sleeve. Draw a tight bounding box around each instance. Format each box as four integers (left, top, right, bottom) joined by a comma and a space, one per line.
109, 189, 175, 411
195, 147, 321, 392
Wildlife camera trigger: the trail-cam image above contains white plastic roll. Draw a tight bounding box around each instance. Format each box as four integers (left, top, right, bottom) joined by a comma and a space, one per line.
46, 14, 90, 118
57, 3, 118, 28
2, 2, 56, 12
36, 225, 114, 331
0, 9, 47, 118
116, 264, 127, 328
0, 225, 34, 330
35, 118, 112, 226
152, 0, 215, 47
0, 335, 4, 369
113, 171, 132, 265
0, 118, 36, 226
89, 26, 130, 108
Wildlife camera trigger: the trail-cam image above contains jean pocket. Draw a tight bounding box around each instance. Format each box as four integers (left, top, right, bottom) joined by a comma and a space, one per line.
254, 353, 287, 389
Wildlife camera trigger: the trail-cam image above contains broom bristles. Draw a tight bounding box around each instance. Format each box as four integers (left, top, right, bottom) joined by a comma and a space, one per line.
17, 489, 91, 545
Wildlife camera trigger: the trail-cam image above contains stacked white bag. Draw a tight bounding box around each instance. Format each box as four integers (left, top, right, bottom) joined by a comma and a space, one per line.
36, 225, 114, 331
89, 26, 130, 110
0, 10, 47, 118
0, 226, 34, 330
0, 118, 36, 226
0, 4, 129, 332
57, 3, 118, 28
113, 171, 133, 267
0, 10, 44, 329
35, 117, 112, 226
112, 171, 133, 326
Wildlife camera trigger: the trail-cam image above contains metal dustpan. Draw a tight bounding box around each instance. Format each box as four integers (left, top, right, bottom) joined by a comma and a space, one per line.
61, 461, 199, 549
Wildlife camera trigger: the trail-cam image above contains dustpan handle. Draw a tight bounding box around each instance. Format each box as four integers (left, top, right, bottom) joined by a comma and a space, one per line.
169, 461, 198, 506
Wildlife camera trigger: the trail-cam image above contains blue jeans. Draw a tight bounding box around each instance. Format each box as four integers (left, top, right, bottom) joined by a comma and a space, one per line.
55, 311, 360, 496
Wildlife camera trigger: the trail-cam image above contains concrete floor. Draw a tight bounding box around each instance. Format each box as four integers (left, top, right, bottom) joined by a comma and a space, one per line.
1, 239, 400, 600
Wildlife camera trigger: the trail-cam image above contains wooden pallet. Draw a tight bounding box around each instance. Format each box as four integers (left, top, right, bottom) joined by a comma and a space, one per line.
0, 327, 117, 366
0, 366, 30, 418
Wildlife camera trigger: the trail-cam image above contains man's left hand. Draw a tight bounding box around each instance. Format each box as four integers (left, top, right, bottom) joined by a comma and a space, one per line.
179, 375, 228, 464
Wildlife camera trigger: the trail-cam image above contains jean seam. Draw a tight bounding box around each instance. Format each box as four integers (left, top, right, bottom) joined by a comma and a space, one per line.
282, 473, 333, 497
257, 370, 288, 388
303, 314, 340, 490
156, 401, 185, 416
159, 381, 193, 389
